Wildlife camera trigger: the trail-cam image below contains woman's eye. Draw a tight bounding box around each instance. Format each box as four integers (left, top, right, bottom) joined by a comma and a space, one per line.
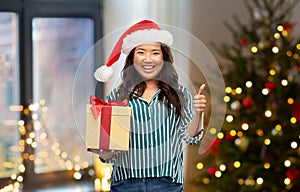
153, 52, 160, 55
137, 51, 144, 54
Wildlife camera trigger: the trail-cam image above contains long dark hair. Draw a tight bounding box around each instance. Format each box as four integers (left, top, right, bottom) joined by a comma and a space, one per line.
116, 43, 185, 117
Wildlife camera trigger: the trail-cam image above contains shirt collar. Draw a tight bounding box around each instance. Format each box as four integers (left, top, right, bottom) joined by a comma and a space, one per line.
132, 89, 161, 103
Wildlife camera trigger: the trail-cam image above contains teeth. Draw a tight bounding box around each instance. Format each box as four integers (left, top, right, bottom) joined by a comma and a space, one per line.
142, 65, 154, 69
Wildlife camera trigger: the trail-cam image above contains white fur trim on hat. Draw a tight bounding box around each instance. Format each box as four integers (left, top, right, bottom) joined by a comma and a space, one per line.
121, 29, 173, 55
94, 65, 114, 82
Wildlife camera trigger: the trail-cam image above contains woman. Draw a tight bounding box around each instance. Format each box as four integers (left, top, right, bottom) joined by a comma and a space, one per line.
94, 20, 206, 192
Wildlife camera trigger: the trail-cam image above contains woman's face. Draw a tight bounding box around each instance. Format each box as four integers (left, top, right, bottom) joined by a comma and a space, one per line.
133, 43, 164, 81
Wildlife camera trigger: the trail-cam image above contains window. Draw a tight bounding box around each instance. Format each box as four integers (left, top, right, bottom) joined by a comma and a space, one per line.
32, 18, 94, 174
0, 0, 103, 189
0, 12, 20, 179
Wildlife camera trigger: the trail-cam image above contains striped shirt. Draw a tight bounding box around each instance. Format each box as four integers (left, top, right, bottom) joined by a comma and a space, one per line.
105, 85, 204, 184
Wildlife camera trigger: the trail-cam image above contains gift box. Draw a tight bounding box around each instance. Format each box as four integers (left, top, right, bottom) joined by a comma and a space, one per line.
86, 96, 131, 153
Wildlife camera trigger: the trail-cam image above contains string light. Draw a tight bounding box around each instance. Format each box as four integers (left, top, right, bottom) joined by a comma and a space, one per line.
281, 30, 288, 37
265, 110, 272, 117
217, 132, 224, 139
10, 174, 17, 180
235, 87, 242, 94
230, 130, 237, 137
284, 178, 291, 185
16, 176, 23, 183
272, 46, 279, 54
223, 95, 230, 102
274, 32, 280, 39
271, 128, 280, 136
275, 124, 282, 131
262, 88, 269, 95
245, 81, 252, 88
245, 177, 255, 186
287, 98, 294, 104
264, 162, 270, 169
215, 170, 222, 178
256, 177, 264, 185
237, 131, 243, 137
286, 51, 293, 57
0, 99, 96, 192
256, 129, 264, 136
18, 164, 25, 173
225, 87, 232, 93
264, 138, 271, 145
73, 172, 82, 180
290, 141, 298, 149
238, 178, 244, 185
219, 164, 226, 171
284, 160, 291, 167
233, 161, 241, 168
209, 127, 217, 135
202, 178, 210, 184
226, 115, 234, 122
277, 25, 284, 31
196, 162, 204, 170
281, 79, 288, 86
251, 46, 258, 53
28, 103, 39, 111
241, 122, 249, 130
269, 69, 276, 76
290, 117, 297, 124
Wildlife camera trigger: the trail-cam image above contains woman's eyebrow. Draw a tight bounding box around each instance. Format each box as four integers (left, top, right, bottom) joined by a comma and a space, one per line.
136, 47, 161, 52
152, 49, 161, 52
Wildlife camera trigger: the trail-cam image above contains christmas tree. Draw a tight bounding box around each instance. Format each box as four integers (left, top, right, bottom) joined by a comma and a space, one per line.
194, 0, 300, 191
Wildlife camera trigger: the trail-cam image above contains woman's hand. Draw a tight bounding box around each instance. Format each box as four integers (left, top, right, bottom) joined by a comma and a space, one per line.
99, 150, 121, 161
88, 149, 124, 162
193, 84, 206, 114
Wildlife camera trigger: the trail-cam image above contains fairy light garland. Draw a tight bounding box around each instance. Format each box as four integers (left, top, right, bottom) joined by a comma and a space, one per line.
0, 99, 97, 191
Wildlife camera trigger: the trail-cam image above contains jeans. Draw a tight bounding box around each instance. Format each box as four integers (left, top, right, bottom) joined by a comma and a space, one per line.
110, 177, 184, 192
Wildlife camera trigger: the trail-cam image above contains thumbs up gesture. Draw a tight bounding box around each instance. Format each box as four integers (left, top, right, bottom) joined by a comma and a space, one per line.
193, 84, 206, 114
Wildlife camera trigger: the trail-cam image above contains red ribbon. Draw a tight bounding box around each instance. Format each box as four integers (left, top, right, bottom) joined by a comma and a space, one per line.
89, 95, 128, 150
90, 96, 127, 119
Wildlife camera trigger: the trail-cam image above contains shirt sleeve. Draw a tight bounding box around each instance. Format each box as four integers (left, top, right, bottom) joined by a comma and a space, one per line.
179, 86, 204, 145
105, 87, 118, 102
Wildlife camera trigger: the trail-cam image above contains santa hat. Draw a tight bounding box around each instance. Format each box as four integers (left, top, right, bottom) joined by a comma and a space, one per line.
94, 20, 173, 82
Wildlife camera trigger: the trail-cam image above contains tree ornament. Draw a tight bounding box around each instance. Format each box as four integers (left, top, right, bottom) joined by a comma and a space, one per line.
208, 167, 219, 176
283, 23, 292, 31
265, 81, 276, 91
225, 133, 235, 140
235, 136, 250, 152
269, 38, 275, 46
253, 8, 269, 21
291, 102, 300, 121
286, 168, 299, 182
209, 138, 221, 154
258, 40, 270, 50
193, 1, 300, 190
230, 101, 241, 110
242, 97, 254, 108
240, 38, 248, 46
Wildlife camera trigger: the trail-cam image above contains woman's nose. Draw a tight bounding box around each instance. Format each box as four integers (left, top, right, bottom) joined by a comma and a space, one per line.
144, 54, 152, 63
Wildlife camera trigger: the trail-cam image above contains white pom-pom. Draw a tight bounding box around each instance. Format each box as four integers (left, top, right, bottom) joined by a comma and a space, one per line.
94, 65, 114, 82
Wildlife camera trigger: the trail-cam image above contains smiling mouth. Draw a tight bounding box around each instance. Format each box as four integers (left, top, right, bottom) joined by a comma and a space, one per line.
142, 65, 155, 70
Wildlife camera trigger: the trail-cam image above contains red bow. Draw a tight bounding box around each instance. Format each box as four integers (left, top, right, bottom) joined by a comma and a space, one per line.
90, 96, 127, 119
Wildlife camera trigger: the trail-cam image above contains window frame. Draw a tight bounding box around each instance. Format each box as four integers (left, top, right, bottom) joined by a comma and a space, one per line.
0, 0, 103, 189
